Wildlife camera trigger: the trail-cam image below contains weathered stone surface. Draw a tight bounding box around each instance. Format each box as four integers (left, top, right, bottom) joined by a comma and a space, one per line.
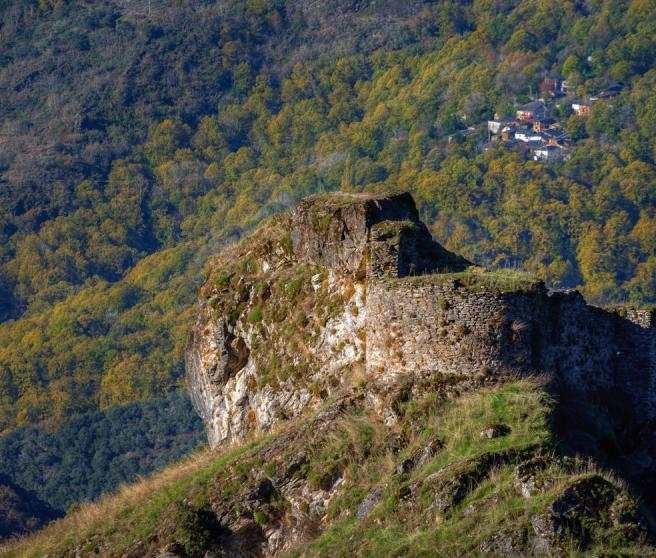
356, 487, 385, 519
365, 277, 656, 415
514, 456, 556, 498
410, 438, 444, 469
529, 474, 646, 554
154, 543, 184, 558
290, 191, 417, 276
479, 529, 527, 557
394, 458, 415, 477
196, 398, 362, 557
290, 191, 469, 278
186, 191, 656, 450
480, 423, 511, 439
420, 446, 542, 517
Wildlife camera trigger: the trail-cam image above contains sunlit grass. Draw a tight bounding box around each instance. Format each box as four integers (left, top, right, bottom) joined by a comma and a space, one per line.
1, 439, 264, 558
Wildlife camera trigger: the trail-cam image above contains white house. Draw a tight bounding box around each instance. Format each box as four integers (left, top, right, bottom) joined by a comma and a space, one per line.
516, 101, 547, 122
515, 129, 545, 143
533, 144, 566, 162
487, 117, 515, 134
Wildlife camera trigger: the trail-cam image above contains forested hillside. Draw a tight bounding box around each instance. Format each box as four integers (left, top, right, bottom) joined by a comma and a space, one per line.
0, 390, 202, 539
1, 0, 655, 436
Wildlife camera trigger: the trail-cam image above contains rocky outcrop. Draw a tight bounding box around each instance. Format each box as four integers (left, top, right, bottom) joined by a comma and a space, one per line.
186, 191, 656, 450
290, 191, 469, 277
529, 475, 646, 555
185, 214, 370, 447
186, 192, 469, 448
34, 375, 655, 557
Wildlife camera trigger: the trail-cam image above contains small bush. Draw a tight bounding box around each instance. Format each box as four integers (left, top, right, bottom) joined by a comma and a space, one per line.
248, 306, 263, 324
455, 323, 469, 338
215, 275, 231, 289
173, 503, 222, 556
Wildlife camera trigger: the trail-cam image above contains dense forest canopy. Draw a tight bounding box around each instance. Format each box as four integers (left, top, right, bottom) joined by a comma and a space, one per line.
0, 390, 202, 538
0, 0, 655, 434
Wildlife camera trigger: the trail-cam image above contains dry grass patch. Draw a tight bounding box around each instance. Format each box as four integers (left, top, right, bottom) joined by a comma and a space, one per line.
1, 438, 264, 558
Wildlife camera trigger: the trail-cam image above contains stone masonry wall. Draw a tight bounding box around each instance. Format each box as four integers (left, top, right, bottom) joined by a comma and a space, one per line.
366, 279, 549, 383
189, 191, 656, 449
365, 278, 656, 419
290, 192, 420, 276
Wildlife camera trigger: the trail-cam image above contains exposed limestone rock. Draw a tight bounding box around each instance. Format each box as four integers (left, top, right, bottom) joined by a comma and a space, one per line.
529, 475, 646, 555
479, 423, 511, 439
193, 398, 362, 558
186, 191, 656, 451
515, 456, 557, 498
514, 456, 578, 499
479, 529, 527, 557
356, 487, 384, 519
410, 437, 444, 469
186, 193, 469, 448
419, 446, 542, 517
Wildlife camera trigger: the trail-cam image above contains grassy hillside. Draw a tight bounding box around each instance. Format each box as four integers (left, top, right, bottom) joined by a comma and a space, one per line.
1, 0, 655, 435
3, 378, 652, 557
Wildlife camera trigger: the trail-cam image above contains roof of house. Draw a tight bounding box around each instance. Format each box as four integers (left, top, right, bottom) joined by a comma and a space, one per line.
597, 89, 620, 99
542, 129, 564, 139
518, 101, 547, 112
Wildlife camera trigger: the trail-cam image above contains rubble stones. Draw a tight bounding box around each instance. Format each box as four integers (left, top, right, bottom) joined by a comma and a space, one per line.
356, 487, 385, 519
529, 475, 645, 554
479, 423, 511, 439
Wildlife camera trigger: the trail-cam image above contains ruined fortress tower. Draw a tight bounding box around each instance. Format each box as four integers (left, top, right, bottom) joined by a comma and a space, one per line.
186, 192, 656, 447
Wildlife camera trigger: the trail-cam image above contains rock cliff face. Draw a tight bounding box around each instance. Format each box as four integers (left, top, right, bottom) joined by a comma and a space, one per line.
186, 192, 656, 449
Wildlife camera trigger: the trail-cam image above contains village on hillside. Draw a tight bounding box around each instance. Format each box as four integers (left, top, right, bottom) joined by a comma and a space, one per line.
457, 78, 624, 163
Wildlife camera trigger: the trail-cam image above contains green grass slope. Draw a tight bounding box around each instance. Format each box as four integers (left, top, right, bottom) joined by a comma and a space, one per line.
3, 378, 653, 557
